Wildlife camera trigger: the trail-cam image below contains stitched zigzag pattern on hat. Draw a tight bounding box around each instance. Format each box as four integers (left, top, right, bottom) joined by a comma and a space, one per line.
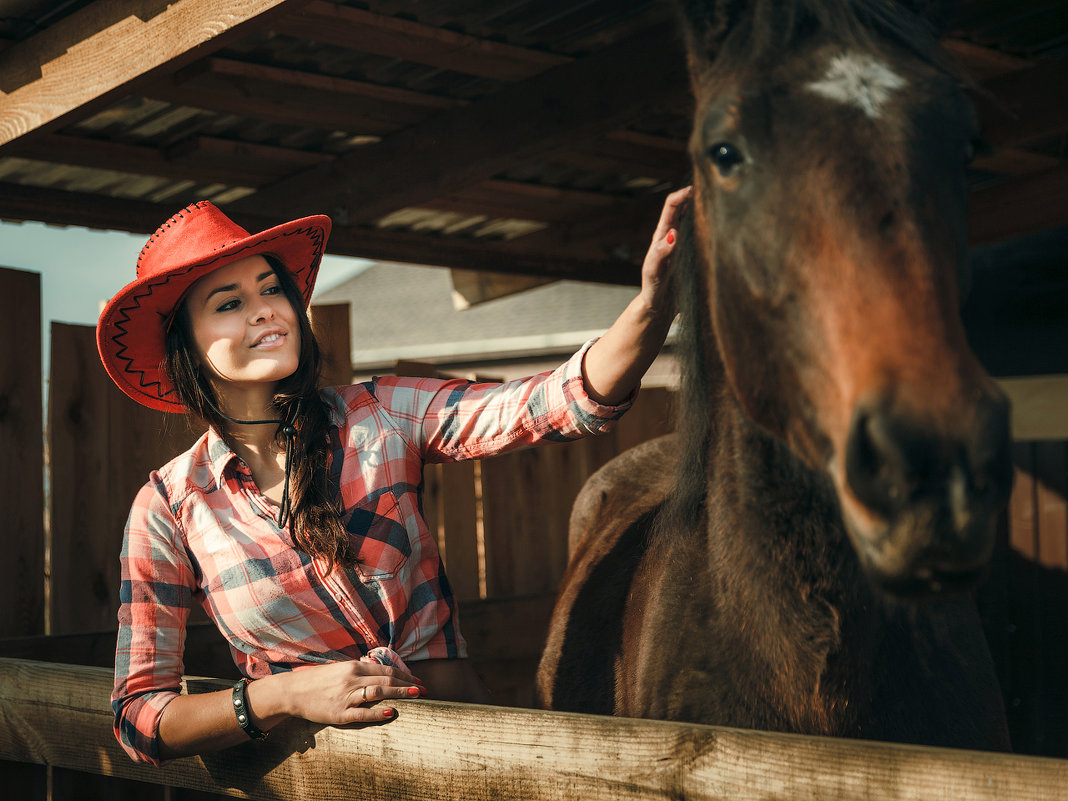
136, 202, 215, 275
109, 224, 326, 405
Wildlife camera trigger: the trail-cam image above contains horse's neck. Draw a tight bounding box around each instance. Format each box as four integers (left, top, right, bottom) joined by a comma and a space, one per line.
702, 402, 878, 711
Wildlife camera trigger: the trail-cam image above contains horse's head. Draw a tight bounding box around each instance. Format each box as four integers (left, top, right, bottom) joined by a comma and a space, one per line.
676, 0, 1012, 596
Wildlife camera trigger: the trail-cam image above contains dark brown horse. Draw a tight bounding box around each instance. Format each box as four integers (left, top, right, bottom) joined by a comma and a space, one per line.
537, 0, 1013, 750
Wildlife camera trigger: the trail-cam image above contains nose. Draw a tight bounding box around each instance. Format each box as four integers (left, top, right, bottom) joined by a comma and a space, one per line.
250, 300, 275, 324
844, 393, 1012, 571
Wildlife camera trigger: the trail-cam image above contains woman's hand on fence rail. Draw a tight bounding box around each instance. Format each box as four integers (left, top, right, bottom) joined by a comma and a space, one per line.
158, 661, 424, 759
262, 660, 427, 726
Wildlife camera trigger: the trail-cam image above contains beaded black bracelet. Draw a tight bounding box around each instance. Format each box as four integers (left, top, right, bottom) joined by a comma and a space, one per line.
232, 678, 268, 740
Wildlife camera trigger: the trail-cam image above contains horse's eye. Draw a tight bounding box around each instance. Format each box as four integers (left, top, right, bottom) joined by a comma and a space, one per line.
708, 142, 745, 177
964, 137, 989, 165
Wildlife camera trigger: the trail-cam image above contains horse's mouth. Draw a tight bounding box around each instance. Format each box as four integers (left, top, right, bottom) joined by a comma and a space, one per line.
874, 565, 985, 599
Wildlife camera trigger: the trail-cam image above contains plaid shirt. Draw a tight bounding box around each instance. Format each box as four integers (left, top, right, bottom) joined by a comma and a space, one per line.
112, 341, 631, 764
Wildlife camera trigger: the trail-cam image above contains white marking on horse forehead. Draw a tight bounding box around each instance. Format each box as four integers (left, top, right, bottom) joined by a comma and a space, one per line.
805, 52, 907, 119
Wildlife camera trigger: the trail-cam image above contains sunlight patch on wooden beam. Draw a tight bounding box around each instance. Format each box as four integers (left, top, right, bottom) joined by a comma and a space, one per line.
0, 0, 312, 147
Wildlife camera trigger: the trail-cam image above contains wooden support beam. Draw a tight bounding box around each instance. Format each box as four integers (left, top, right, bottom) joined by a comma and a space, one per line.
968, 165, 1068, 246
273, 1, 571, 81
0, 183, 643, 285
2, 132, 326, 187
233, 23, 689, 225
147, 57, 463, 134
972, 147, 1060, 178
0, 0, 314, 147
974, 58, 1068, 149
941, 38, 1031, 81
429, 179, 620, 224
1, 658, 1065, 801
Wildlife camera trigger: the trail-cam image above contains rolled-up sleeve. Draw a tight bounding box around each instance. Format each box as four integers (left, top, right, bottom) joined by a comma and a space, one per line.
372, 339, 635, 462
111, 476, 195, 766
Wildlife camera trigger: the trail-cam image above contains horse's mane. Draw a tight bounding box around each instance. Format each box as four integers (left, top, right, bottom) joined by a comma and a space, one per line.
660, 209, 715, 534
677, 0, 947, 76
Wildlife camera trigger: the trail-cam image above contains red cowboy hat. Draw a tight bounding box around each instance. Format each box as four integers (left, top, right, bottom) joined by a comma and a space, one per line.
96, 201, 332, 413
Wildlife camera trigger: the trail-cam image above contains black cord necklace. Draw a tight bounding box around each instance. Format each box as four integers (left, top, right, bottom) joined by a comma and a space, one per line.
205, 396, 300, 529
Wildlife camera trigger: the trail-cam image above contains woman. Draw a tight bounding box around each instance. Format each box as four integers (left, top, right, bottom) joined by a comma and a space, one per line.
97, 187, 691, 765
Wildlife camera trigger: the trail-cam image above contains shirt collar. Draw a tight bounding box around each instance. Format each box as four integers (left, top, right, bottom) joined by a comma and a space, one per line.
206, 426, 245, 486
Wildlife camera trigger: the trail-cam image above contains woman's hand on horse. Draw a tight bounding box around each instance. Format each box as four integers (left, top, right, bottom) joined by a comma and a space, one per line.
278, 660, 426, 726
640, 185, 692, 318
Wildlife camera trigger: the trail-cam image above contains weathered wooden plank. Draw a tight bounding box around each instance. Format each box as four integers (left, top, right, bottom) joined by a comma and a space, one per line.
441, 460, 481, 602
1034, 442, 1068, 756
0, 0, 313, 147
309, 302, 351, 388
0, 267, 43, 638
48, 323, 117, 635
941, 38, 1031, 81
968, 166, 1068, 247
273, 1, 570, 81
0, 268, 44, 797
1, 658, 1066, 801
49, 323, 197, 635
151, 59, 446, 135
1006, 444, 1042, 752
974, 58, 1068, 150
614, 386, 676, 455
422, 463, 446, 556
234, 23, 687, 225
481, 442, 587, 599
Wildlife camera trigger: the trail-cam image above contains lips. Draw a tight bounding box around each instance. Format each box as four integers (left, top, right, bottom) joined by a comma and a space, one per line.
251, 329, 286, 348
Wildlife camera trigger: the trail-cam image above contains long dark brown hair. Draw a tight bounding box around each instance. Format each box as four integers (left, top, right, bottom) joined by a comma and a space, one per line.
164, 255, 349, 571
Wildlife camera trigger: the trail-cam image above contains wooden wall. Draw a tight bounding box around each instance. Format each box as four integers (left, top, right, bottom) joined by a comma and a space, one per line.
0, 268, 44, 639
977, 441, 1068, 758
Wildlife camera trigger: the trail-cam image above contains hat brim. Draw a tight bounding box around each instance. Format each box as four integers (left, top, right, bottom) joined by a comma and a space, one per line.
97, 214, 331, 413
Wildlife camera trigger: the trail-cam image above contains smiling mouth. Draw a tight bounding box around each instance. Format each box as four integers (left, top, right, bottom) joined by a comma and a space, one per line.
252, 332, 285, 347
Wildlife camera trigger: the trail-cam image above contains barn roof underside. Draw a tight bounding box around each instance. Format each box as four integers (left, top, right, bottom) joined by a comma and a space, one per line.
0, 0, 1064, 340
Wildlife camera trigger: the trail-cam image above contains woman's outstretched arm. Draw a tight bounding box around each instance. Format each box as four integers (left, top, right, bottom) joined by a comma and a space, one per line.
581, 186, 692, 405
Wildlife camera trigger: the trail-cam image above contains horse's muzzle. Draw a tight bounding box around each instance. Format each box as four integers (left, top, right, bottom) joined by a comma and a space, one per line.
842, 393, 1013, 596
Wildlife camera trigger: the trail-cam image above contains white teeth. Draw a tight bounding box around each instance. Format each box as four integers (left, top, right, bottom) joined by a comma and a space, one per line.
257, 333, 281, 345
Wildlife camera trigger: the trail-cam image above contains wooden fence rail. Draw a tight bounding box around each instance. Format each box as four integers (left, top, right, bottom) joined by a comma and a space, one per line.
1, 658, 1065, 801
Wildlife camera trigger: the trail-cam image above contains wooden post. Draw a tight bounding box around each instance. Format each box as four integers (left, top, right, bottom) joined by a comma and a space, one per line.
310, 302, 351, 387
0, 267, 44, 637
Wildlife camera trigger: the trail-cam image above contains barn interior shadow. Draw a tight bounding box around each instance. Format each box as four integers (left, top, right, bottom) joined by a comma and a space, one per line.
976, 545, 1068, 757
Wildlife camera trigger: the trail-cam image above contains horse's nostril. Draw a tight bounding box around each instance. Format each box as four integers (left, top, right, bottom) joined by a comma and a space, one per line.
845, 408, 913, 516
845, 397, 1013, 527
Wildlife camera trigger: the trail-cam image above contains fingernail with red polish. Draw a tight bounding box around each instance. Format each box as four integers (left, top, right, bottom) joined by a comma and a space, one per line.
382, 708, 394, 718
666, 230, 676, 245
408, 686, 421, 696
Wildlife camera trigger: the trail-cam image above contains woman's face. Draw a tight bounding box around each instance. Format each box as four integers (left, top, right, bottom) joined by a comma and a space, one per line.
185, 255, 301, 396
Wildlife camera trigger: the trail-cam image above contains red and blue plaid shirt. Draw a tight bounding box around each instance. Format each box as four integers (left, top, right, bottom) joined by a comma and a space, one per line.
112, 341, 631, 764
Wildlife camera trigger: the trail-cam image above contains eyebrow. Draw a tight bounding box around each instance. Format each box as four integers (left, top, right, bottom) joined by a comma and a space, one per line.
202, 270, 277, 304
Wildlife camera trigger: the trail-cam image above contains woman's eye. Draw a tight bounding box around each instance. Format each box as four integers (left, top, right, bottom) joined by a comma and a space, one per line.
216, 299, 239, 312
263, 285, 281, 296
708, 142, 745, 177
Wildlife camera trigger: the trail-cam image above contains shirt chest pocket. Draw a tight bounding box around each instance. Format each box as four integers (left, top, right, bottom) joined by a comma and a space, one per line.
346, 490, 411, 582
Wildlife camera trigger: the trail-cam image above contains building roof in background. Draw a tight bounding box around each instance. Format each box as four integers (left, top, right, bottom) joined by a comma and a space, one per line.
315, 262, 640, 369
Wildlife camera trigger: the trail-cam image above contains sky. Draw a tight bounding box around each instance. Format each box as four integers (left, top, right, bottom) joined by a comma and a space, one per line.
0, 216, 371, 373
